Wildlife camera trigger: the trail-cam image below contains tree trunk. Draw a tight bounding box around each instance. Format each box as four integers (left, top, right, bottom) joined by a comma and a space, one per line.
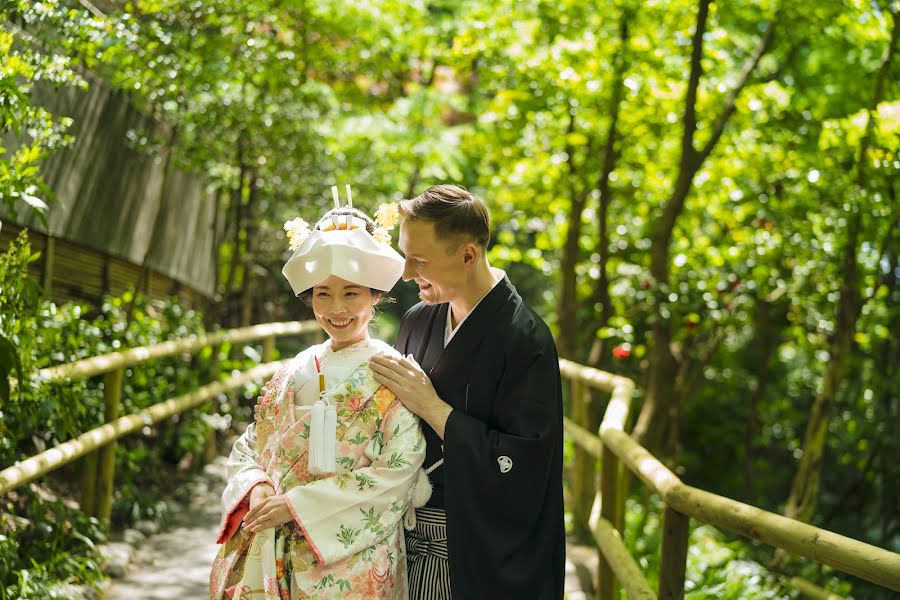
586, 9, 632, 368
783, 216, 862, 524
742, 291, 790, 499
879, 252, 899, 546
631, 12, 706, 447
239, 170, 259, 328
557, 106, 589, 360
204, 189, 224, 331
633, 0, 777, 453
222, 149, 247, 327
781, 7, 897, 528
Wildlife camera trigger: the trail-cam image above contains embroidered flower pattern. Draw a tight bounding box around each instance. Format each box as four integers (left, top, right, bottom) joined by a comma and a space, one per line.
210, 343, 423, 600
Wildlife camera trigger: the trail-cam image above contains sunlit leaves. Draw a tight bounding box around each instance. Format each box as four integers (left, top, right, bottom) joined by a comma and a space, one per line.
0, 4, 95, 219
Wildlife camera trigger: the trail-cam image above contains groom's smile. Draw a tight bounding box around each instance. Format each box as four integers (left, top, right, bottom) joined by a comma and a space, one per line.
399, 220, 469, 306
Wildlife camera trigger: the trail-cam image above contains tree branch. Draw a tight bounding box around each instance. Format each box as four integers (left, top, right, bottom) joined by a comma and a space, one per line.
699, 15, 778, 162
585, 7, 633, 365
681, 0, 711, 168
856, 7, 899, 183
865, 204, 899, 303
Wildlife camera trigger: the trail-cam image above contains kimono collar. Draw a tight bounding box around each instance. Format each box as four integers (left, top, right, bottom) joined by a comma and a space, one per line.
445, 268, 505, 348
421, 273, 517, 377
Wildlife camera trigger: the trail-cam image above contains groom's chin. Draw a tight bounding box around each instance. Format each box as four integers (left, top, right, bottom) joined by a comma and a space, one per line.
417, 289, 440, 304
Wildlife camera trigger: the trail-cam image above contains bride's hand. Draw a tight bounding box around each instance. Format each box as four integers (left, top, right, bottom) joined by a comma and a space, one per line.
244, 492, 294, 533
248, 482, 275, 509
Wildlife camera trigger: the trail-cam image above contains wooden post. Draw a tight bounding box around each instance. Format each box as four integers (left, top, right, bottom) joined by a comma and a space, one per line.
262, 335, 275, 363
616, 457, 628, 536
570, 378, 595, 543
96, 367, 124, 527
659, 505, 690, 600
598, 442, 620, 600
204, 345, 222, 463
102, 254, 110, 294
80, 452, 98, 516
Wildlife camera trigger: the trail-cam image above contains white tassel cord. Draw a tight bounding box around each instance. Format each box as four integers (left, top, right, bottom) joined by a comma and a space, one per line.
309, 400, 325, 473
322, 404, 336, 473
308, 401, 337, 475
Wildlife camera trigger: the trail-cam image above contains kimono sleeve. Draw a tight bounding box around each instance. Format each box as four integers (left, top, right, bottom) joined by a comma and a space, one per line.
284, 402, 426, 565
215, 422, 274, 543
443, 337, 564, 596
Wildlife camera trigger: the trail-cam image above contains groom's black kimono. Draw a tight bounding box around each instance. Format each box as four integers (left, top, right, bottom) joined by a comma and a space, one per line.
396, 275, 565, 600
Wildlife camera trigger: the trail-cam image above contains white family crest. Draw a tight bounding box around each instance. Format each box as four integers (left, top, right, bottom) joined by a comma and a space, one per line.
497, 455, 513, 473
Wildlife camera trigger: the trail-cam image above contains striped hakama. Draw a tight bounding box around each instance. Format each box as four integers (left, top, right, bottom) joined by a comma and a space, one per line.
406, 507, 452, 600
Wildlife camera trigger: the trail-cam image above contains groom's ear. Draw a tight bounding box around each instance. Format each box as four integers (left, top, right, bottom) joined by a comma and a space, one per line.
462, 242, 479, 265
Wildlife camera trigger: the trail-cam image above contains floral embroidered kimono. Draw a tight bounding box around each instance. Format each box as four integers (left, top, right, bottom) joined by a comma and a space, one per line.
210, 338, 426, 600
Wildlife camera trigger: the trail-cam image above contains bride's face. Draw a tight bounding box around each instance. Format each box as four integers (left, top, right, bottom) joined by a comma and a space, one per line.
311, 275, 379, 351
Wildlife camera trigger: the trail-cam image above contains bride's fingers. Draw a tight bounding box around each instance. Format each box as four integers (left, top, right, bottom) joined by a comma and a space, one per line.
246, 508, 272, 531
244, 497, 271, 522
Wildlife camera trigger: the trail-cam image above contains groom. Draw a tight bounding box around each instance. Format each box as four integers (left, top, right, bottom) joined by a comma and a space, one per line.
369, 185, 564, 600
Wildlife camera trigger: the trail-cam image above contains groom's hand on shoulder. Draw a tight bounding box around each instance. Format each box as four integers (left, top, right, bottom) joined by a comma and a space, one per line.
368, 354, 452, 438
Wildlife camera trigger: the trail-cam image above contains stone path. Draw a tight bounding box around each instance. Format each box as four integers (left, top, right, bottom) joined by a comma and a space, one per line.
101, 456, 592, 599
103, 459, 227, 600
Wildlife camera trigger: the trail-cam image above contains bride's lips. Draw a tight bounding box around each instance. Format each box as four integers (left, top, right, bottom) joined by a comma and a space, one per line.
327, 318, 354, 329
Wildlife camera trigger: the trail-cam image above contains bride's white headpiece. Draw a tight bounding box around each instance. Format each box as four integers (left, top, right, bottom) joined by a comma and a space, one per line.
281, 185, 404, 296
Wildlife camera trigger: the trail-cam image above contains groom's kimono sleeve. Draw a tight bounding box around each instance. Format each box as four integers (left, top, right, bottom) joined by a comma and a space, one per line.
443, 314, 565, 600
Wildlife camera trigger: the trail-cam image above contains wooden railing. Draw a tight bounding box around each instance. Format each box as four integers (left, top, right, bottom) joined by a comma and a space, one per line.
560, 359, 900, 600
4, 327, 898, 597
0, 320, 320, 526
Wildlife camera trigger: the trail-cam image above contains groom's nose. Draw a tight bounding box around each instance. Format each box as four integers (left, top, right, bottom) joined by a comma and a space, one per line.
402, 259, 416, 281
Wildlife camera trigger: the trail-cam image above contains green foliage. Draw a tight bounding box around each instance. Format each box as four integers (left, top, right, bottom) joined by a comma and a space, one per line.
0, 1, 102, 224
0, 230, 265, 595
0, 332, 22, 404
0, 232, 104, 597
3, 0, 898, 596
0, 231, 30, 403
623, 496, 852, 599
0, 487, 105, 600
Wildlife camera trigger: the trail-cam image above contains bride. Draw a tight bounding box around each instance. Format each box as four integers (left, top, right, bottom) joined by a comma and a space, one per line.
210, 196, 426, 600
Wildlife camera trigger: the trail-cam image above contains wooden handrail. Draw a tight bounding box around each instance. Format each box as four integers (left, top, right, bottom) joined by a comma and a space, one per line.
593, 517, 656, 600
2, 320, 318, 511
5, 332, 894, 595
20, 320, 319, 385
561, 359, 900, 597
0, 362, 287, 495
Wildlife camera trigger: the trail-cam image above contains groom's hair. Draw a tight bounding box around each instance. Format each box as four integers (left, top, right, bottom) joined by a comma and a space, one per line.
400, 184, 491, 251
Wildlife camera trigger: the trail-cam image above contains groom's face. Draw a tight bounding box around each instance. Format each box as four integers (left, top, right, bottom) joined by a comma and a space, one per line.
398, 219, 466, 305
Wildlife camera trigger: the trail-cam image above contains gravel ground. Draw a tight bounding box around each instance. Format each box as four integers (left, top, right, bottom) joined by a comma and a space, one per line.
102, 458, 227, 600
